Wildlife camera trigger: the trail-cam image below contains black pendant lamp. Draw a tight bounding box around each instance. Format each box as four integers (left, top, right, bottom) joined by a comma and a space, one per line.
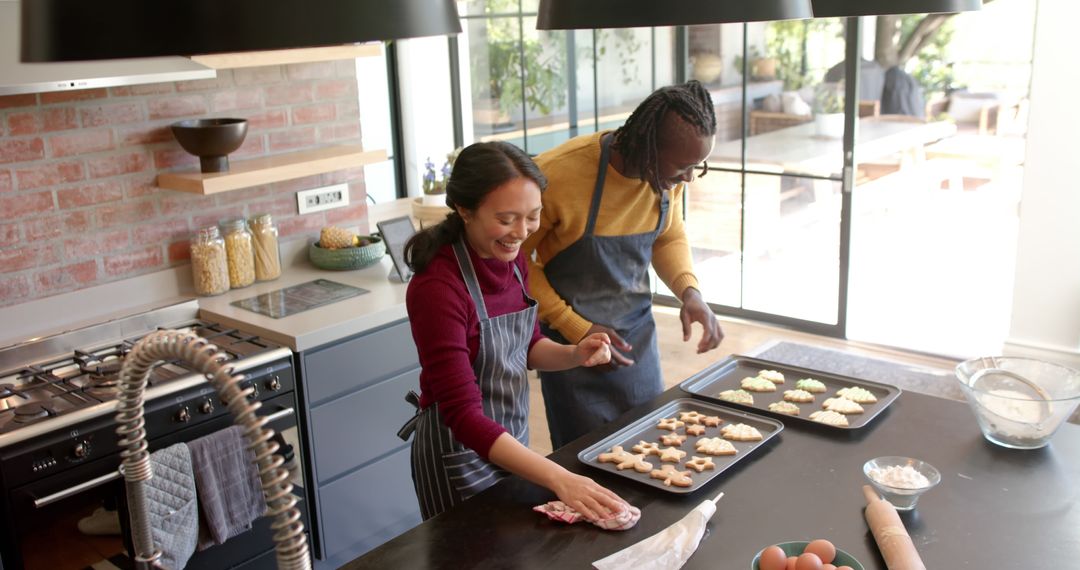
811, 0, 982, 17
21, 0, 462, 62
536, 0, 814, 30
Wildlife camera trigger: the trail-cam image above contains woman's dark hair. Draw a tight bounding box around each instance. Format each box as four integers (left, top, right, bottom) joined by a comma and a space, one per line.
404, 141, 547, 273
612, 79, 717, 192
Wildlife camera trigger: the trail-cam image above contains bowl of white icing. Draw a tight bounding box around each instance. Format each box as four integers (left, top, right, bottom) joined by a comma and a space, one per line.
956, 357, 1080, 450
863, 456, 940, 511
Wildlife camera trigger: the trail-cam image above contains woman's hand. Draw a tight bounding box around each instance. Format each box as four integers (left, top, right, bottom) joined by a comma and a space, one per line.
549, 470, 629, 521
573, 332, 613, 367
584, 324, 635, 367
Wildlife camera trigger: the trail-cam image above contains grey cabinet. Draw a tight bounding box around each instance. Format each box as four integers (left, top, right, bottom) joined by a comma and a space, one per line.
296, 319, 422, 568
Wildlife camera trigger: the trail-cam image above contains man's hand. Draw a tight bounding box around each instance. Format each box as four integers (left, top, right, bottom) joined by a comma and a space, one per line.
584, 324, 635, 368
679, 288, 723, 354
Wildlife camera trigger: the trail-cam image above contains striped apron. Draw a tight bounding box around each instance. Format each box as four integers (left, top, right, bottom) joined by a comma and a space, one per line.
406, 240, 537, 520
538, 133, 669, 450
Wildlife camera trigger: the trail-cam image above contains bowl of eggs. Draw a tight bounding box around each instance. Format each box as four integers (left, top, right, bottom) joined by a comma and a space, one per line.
753, 539, 864, 570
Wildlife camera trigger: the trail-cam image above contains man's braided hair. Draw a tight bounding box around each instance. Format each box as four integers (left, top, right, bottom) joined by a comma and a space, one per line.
612, 80, 717, 192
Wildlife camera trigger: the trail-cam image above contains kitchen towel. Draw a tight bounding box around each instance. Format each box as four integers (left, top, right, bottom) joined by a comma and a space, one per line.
145, 442, 199, 569
188, 425, 267, 549
533, 501, 641, 531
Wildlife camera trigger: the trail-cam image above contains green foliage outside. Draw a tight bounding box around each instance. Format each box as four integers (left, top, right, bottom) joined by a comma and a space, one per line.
900, 15, 957, 99
473, 0, 567, 119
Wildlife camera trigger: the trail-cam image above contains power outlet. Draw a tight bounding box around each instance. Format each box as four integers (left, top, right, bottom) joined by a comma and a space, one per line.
297, 184, 350, 214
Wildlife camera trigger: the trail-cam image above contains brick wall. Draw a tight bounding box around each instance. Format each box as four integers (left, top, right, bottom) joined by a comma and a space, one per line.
0, 61, 370, 308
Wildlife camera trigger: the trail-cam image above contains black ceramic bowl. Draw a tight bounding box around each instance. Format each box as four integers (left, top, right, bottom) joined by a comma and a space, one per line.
171, 118, 248, 173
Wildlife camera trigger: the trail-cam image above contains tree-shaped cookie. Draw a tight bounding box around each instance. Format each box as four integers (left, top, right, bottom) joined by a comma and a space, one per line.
695, 437, 737, 456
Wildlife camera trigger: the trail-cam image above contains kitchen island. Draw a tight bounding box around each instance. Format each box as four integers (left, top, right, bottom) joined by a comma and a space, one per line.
343, 367, 1080, 569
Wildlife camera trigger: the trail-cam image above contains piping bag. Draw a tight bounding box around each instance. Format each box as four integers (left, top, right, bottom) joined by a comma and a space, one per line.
863, 485, 926, 570
592, 492, 724, 570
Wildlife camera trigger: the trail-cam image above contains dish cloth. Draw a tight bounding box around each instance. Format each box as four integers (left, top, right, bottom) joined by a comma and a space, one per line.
145, 443, 199, 569
187, 425, 267, 549
533, 501, 641, 531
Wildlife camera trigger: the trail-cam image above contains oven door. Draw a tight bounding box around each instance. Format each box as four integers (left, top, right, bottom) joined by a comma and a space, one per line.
3, 392, 307, 570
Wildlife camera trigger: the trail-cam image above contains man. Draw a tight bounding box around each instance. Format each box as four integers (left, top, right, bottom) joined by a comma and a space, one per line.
522, 80, 724, 450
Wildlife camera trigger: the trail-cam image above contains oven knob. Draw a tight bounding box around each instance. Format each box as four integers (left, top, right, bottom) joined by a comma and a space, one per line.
176, 406, 191, 423
200, 399, 215, 414
73, 441, 91, 459
247, 382, 259, 400
266, 376, 281, 391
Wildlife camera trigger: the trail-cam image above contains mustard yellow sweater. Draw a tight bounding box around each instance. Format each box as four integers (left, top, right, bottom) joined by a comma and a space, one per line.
522, 131, 699, 343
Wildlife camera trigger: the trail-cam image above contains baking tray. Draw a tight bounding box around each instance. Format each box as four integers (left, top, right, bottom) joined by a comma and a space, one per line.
577, 398, 783, 494
679, 354, 902, 430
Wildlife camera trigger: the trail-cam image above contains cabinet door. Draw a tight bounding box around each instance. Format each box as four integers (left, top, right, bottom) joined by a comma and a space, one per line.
310, 368, 420, 483
303, 319, 418, 405
318, 447, 421, 563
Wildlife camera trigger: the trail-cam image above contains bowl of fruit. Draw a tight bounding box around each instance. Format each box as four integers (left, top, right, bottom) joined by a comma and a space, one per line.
309, 226, 385, 270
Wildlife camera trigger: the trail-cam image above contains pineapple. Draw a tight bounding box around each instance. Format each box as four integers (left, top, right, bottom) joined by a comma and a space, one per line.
320, 226, 356, 249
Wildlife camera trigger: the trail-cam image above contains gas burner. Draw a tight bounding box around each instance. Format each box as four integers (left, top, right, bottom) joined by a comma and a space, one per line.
12, 403, 52, 423
83, 374, 119, 398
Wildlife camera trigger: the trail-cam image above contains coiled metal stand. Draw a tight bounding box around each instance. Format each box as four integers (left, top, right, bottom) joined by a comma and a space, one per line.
116, 330, 310, 570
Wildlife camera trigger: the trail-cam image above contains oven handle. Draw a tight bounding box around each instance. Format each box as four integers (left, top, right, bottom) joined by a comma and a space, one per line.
33, 469, 121, 508
33, 407, 295, 509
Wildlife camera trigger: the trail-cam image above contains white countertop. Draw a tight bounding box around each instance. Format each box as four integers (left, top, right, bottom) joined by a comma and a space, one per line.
198, 255, 408, 352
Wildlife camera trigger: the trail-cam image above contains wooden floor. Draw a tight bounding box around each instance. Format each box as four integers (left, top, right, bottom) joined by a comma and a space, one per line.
527, 306, 957, 456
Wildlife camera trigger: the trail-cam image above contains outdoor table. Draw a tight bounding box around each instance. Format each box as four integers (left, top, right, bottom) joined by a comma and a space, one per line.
344, 355, 1080, 569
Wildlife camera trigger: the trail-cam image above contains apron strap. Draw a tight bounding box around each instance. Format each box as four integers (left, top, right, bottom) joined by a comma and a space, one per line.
452, 239, 490, 321
396, 390, 423, 441
584, 133, 614, 237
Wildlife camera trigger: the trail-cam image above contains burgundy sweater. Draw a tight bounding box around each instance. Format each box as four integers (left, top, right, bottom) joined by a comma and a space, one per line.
406, 242, 544, 459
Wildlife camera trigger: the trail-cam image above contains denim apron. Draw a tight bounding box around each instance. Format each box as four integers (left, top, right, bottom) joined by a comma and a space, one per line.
539, 133, 668, 450
403, 240, 536, 520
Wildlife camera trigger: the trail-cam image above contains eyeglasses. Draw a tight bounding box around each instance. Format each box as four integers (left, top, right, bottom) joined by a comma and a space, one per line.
694, 160, 709, 178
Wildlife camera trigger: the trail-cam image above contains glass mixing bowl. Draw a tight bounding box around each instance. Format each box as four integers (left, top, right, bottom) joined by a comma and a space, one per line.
956, 357, 1080, 449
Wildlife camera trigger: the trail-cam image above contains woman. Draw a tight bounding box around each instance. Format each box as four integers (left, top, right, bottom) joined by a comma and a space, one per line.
400, 141, 629, 522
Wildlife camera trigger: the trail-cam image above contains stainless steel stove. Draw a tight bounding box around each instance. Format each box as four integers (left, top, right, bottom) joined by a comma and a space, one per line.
0, 300, 305, 570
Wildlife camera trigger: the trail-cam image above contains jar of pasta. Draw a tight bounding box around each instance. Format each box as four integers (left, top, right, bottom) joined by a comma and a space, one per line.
248, 213, 282, 281
189, 226, 229, 296
220, 218, 256, 289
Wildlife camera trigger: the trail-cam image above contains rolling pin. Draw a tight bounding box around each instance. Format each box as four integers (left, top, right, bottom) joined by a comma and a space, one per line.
862, 485, 927, 570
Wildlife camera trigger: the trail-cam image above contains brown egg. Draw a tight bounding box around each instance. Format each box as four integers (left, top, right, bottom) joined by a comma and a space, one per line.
805, 539, 837, 564
759, 546, 788, 570
835, 567, 854, 570
822, 565, 837, 570
786, 556, 799, 570
795, 553, 824, 570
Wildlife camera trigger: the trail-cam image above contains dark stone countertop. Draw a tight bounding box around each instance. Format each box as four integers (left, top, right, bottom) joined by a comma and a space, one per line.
343, 362, 1080, 570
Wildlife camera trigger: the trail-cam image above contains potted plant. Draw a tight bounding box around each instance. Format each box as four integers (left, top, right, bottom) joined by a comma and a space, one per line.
812, 83, 845, 138
421, 150, 458, 206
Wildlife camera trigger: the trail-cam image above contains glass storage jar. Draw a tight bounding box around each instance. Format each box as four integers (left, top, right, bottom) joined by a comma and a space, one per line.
248, 213, 281, 281
189, 226, 230, 296
220, 217, 256, 289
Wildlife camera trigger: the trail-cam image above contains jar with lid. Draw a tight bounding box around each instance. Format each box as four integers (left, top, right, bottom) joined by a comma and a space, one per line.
189, 226, 230, 296
220, 218, 256, 289
248, 213, 282, 281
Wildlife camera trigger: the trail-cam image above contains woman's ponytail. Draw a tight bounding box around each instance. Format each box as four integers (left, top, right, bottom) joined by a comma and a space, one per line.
403, 210, 466, 273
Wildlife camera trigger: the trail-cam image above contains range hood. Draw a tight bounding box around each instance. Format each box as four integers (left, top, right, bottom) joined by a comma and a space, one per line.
0, 1, 215, 96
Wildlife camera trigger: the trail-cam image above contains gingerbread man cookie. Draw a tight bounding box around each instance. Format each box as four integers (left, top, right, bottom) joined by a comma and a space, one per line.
659, 433, 687, 447
694, 437, 738, 456
658, 446, 687, 463
685, 424, 706, 436
684, 456, 716, 473
631, 440, 661, 456
598, 446, 633, 465
650, 464, 694, 487
615, 453, 654, 473
656, 417, 685, 431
